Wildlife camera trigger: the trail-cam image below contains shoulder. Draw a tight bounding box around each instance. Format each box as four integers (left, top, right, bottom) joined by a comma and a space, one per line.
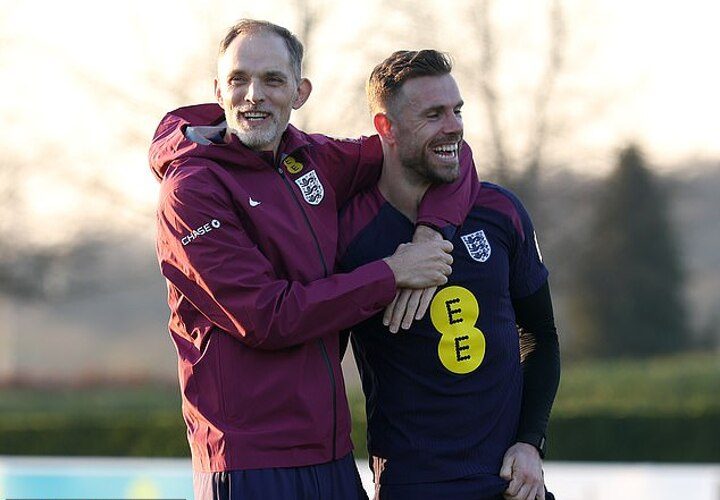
472, 182, 530, 241
292, 128, 381, 158
158, 158, 231, 208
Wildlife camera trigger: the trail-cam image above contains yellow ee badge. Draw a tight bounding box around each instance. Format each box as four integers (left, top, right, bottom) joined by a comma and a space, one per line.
430, 286, 486, 374
283, 156, 303, 174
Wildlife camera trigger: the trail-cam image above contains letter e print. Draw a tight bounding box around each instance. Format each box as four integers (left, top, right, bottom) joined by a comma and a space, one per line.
429, 286, 486, 374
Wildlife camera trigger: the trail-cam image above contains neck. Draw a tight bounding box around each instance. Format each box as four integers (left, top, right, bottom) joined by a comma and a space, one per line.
378, 153, 431, 222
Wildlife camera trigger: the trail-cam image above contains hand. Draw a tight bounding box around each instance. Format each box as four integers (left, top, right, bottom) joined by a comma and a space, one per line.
383, 225, 443, 333
381, 226, 447, 333
383, 240, 453, 289
383, 286, 436, 333
412, 224, 443, 243
501, 442, 545, 500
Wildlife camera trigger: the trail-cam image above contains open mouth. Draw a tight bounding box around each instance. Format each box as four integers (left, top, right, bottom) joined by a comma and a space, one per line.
240, 111, 271, 123
431, 142, 459, 160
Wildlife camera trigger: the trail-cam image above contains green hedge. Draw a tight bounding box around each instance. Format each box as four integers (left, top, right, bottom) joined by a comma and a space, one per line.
1, 410, 718, 462
1, 354, 718, 461
0, 413, 188, 457
546, 412, 720, 462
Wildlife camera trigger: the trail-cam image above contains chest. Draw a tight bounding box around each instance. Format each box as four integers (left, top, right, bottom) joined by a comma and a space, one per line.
224, 155, 340, 281
342, 207, 515, 297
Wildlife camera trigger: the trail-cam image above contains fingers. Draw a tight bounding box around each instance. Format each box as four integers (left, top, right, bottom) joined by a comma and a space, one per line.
383, 287, 437, 333
502, 443, 545, 500
383, 292, 400, 327
440, 263, 453, 279
440, 248, 453, 266
503, 469, 544, 500
538, 485, 546, 500
388, 289, 412, 333
384, 240, 453, 288
505, 476, 521, 498
411, 224, 442, 243
519, 483, 536, 500
515, 483, 533, 500
499, 454, 514, 481
504, 483, 535, 500
401, 289, 423, 330
415, 287, 436, 320
439, 245, 453, 278
439, 240, 453, 254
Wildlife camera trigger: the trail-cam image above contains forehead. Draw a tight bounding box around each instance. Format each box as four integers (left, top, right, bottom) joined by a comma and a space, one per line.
396, 74, 462, 112
218, 32, 293, 76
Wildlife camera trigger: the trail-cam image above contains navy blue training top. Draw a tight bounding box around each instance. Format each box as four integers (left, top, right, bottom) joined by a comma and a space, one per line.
338, 181, 548, 488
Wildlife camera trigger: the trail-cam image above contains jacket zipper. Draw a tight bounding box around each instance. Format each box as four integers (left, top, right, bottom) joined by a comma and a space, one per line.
275, 160, 338, 460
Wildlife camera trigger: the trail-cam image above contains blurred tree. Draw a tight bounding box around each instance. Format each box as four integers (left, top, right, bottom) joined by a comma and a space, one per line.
291, 0, 329, 131
468, 0, 565, 213
574, 145, 690, 358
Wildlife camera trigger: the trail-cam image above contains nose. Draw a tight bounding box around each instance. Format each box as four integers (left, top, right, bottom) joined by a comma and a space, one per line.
245, 79, 265, 104
443, 111, 463, 136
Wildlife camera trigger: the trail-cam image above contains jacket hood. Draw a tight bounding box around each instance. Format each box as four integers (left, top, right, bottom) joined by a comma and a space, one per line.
149, 103, 310, 181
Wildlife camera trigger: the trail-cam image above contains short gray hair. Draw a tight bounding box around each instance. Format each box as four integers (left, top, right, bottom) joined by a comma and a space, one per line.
219, 19, 304, 82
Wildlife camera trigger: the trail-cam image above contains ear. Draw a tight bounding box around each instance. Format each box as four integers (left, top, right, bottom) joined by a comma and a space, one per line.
292, 78, 313, 110
373, 113, 395, 144
214, 78, 224, 109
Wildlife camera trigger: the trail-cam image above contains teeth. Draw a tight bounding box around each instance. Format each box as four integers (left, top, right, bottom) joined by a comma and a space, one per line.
243, 112, 269, 120
433, 143, 459, 154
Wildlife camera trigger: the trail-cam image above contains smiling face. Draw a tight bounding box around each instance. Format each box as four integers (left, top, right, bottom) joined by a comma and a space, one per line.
389, 73, 464, 184
214, 31, 311, 153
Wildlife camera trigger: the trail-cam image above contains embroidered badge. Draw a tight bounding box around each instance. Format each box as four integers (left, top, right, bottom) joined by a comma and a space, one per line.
294, 170, 324, 205
461, 230, 491, 262
283, 155, 303, 174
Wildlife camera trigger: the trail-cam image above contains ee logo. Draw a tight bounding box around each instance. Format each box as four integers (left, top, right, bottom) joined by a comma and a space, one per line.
430, 286, 486, 374
283, 156, 304, 174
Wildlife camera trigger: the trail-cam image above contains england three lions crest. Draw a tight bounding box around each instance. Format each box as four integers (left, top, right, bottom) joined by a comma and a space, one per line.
461, 230, 491, 262
295, 170, 325, 205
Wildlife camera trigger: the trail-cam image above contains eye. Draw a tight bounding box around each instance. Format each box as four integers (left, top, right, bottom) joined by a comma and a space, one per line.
229, 75, 247, 85
266, 76, 285, 86
454, 108, 463, 117
426, 111, 440, 119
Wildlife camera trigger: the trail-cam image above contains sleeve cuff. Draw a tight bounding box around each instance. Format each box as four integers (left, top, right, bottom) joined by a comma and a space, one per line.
354, 259, 397, 308
516, 432, 547, 458
416, 222, 457, 241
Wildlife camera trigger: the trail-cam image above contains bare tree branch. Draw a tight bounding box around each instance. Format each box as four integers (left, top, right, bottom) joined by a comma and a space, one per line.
524, 0, 565, 180
473, 0, 511, 182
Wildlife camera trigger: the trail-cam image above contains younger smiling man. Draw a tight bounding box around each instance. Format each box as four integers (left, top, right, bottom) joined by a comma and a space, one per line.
338, 50, 560, 500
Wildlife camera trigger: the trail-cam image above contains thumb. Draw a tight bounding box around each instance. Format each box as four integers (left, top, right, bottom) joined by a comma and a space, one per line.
499, 454, 514, 480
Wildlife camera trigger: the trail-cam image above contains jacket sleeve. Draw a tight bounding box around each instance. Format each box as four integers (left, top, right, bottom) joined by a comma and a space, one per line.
319, 136, 480, 236
156, 168, 397, 351
416, 141, 480, 238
